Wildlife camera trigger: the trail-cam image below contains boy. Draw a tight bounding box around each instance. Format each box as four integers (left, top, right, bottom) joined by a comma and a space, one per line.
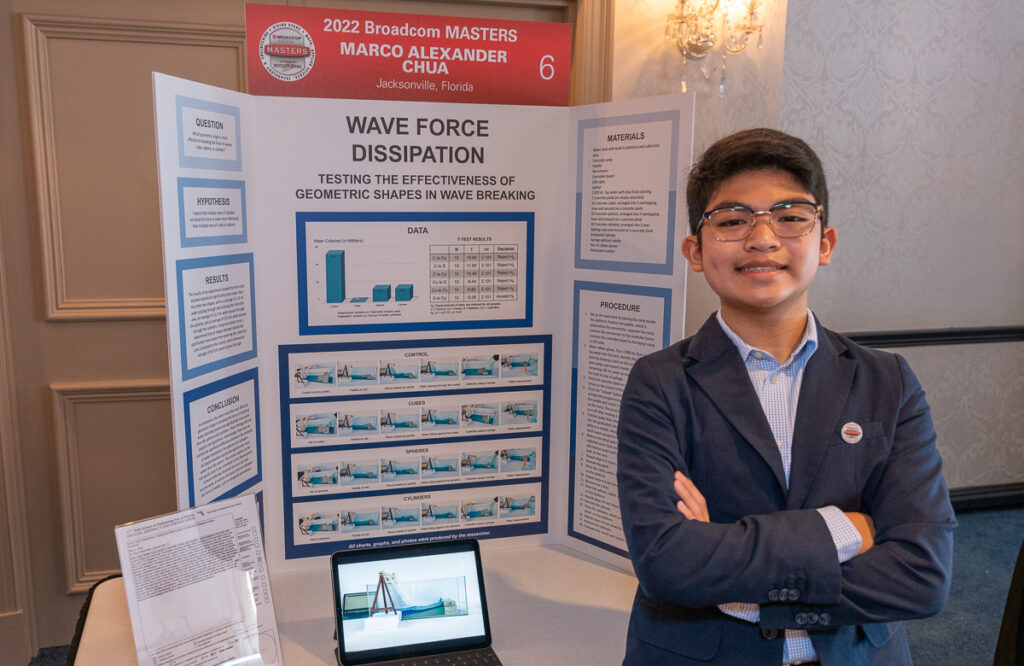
616, 129, 955, 665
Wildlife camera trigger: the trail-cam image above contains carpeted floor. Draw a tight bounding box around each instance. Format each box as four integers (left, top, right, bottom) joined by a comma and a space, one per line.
29, 507, 1024, 665
905, 505, 1024, 664
27, 645, 67, 665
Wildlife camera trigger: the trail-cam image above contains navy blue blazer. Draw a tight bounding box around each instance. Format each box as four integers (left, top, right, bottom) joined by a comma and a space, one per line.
616, 315, 955, 665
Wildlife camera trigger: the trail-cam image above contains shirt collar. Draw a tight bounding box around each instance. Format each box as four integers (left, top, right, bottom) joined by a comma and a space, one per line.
716, 310, 818, 366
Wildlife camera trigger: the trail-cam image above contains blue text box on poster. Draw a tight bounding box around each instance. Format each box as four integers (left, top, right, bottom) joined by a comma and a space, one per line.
182, 367, 262, 507
177, 177, 248, 247
568, 281, 672, 557
176, 253, 258, 380
575, 111, 680, 275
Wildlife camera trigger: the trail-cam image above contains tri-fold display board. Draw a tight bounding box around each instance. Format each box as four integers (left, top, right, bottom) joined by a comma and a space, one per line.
153, 72, 694, 572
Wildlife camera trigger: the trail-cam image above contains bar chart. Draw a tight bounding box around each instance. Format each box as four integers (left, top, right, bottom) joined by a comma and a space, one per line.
323, 248, 417, 304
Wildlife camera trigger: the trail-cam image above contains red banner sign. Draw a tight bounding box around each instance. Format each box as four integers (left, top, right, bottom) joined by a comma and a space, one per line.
245, 5, 572, 106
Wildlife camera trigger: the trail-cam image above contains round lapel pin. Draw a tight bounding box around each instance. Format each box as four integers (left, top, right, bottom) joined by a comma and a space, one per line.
841, 422, 863, 444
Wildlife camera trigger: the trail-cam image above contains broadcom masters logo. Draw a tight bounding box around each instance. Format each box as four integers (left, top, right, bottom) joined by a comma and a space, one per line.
258, 22, 315, 82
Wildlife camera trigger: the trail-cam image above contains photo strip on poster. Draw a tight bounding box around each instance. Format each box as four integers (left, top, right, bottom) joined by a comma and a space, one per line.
280, 335, 550, 558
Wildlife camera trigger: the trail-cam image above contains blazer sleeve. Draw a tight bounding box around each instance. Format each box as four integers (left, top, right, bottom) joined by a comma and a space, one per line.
759, 355, 956, 630
617, 353, 845, 609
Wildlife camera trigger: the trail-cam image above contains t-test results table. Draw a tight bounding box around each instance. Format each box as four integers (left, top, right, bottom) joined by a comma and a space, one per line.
430, 244, 520, 303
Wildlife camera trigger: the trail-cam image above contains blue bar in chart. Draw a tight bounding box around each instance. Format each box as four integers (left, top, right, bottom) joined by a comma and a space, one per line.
372, 284, 391, 302
396, 283, 414, 302
326, 250, 345, 303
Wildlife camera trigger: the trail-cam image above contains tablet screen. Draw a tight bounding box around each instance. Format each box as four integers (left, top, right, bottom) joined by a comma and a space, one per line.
331, 540, 491, 665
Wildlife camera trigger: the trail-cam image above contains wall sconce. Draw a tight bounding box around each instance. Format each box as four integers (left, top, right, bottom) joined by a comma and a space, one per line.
665, 0, 765, 93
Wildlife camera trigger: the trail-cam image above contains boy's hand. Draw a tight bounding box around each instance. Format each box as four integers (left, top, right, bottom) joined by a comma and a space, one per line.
845, 511, 876, 554
674, 471, 709, 522
673, 473, 876, 555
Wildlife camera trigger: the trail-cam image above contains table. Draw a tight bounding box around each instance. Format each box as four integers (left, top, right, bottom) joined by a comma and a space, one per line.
429, 244, 519, 303
72, 545, 637, 665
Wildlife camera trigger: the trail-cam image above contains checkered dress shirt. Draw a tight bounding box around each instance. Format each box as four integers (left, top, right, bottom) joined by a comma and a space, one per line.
714, 311, 862, 664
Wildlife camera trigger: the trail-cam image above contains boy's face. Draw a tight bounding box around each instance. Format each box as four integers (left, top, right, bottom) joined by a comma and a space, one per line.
682, 168, 837, 321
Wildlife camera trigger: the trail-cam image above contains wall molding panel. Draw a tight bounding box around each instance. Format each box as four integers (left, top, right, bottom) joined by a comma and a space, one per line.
950, 483, 1024, 513
849, 326, 1024, 349
22, 14, 245, 322
0, 213, 36, 661
51, 380, 170, 594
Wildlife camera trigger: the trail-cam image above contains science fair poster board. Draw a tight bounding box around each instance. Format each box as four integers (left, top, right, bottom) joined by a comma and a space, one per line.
245, 4, 571, 106
153, 72, 692, 573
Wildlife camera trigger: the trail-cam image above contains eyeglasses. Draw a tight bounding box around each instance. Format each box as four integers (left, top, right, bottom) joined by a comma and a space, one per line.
697, 202, 823, 242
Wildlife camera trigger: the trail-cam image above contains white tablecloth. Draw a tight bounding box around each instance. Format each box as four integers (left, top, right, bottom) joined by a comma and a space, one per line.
74, 545, 637, 665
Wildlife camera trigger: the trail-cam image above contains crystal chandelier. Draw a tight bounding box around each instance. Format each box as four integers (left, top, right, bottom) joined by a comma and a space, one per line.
665, 0, 765, 94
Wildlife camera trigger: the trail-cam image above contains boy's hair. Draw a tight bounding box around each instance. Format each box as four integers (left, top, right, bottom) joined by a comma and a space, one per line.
686, 128, 829, 236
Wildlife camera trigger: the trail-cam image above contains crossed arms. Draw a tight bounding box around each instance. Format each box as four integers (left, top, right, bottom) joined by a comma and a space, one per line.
616, 351, 955, 630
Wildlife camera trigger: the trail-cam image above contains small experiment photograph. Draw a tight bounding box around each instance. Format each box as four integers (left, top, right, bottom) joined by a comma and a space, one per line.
461, 497, 499, 521
380, 409, 421, 433
500, 447, 538, 472
380, 457, 421, 482
460, 451, 500, 475
499, 495, 536, 518
419, 357, 460, 383
420, 455, 459, 480
340, 508, 382, 532
379, 360, 420, 384
499, 352, 539, 377
420, 502, 460, 525
460, 403, 499, 428
381, 505, 421, 529
337, 361, 380, 386
338, 459, 380, 485
501, 400, 538, 425
338, 411, 379, 437
293, 362, 336, 385
460, 354, 498, 379
295, 412, 338, 438
420, 406, 461, 432
296, 463, 340, 488
335, 550, 483, 654
298, 511, 341, 535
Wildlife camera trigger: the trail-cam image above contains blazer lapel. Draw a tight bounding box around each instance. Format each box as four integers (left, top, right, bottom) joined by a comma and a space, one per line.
786, 323, 857, 510
685, 317, 789, 496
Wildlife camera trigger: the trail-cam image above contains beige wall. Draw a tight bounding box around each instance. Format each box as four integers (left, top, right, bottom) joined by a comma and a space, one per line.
611, 0, 1024, 490
612, 0, 791, 333
780, 0, 1024, 489
1, 1, 249, 657
781, 0, 1024, 331
895, 343, 1024, 488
